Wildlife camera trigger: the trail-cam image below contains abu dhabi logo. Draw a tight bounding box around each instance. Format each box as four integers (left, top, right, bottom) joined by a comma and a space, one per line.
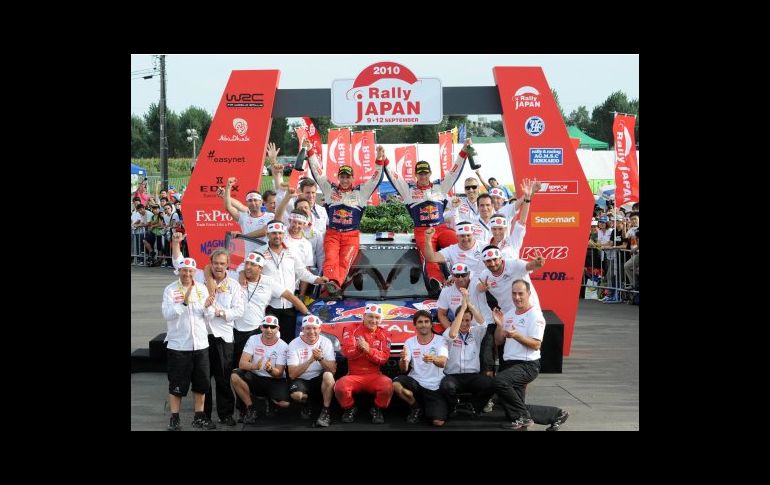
218, 118, 250, 142
513, 86, 541, 110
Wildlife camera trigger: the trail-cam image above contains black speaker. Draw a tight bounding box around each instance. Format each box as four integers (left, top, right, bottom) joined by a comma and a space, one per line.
540, 311, 564, 373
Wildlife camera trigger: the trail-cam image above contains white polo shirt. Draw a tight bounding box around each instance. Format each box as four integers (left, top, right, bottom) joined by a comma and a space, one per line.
242, 335, 289, 377
500, 306, 546, 362
403, 334, 450, 391
286, 335, 335, 380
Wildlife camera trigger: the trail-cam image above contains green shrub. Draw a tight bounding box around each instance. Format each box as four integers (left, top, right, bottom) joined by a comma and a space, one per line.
359, 201, 414, 233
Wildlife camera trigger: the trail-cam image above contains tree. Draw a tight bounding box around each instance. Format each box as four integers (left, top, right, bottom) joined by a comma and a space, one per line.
566, 106, 592, 134
131, 115, 152, 158
179, 106, 213, 154
268, 117, 293, 155
590, 91, 638, 146
552, 89, 566, 121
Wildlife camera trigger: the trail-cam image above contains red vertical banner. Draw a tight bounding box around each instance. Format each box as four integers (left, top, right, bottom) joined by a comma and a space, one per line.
352, 130, 379, 204
326, 128, 351, 186
438, 131, 454, 196
395, 145, 417, 183
613, 114, 639, 207
494, 67, 595, 356
570, 137, 581, 151
185, 70, 280, 268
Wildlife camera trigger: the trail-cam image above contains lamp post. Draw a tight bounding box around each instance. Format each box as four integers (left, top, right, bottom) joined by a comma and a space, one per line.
186, 128, 199, 172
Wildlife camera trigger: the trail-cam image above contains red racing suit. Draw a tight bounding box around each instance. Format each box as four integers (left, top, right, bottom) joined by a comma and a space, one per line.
334, 324, 393, 409
384, 149, 470, 283
307, 149, 385, 287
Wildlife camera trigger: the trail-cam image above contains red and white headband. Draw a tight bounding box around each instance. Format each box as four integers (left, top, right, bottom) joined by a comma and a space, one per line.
267, 222, 286, 233
482, 248, 502, 261
245, 252, 266, 267
302, 315, 322, 327
490, 217, 508, 228
455, 223, 474, 235
364, 304, 383, 316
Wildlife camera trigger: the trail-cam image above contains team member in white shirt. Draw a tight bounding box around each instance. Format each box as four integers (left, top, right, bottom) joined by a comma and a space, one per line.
393, 310, 450, 427
161, 256, 216, 431
287, 315, 337, 427
230, 316, 290, 424
282, 209, 315, 296
261, 221, 327, 342
487, 215, 526, 260
224, 176, 274, 255
477, 247, 545, 314
439, 288, 496, 417
493, 279, 546, 430
170, 233, 245, 426
424, 222, 487, 279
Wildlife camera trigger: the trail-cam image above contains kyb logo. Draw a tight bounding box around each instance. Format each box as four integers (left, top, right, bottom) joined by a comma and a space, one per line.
513, 86, 541, 110
218, 118, 250, 142
531, 212, 580, 228
521, 247, 569, 260
538, 181, 578, 195
226, 92, 264, 109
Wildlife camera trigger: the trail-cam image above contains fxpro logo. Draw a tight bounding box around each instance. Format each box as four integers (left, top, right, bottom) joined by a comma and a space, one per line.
538, 181, 578, 195
225, 92, 264, 109
520, 247, 569, 260
195, 209, 234, 228
531, 212, 580, 228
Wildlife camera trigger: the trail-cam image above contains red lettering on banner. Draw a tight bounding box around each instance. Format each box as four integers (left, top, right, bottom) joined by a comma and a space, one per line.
494, 67, 595, 356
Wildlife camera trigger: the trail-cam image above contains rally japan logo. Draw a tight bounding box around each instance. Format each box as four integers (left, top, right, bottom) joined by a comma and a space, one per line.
513, 86, 541, 110
331, 62, 442, 125
218, 118, 250, 142
615, 121, 635, 200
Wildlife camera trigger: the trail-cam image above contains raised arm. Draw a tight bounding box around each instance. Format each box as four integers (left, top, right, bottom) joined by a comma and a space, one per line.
439, 138, 472, 194
305, 139, 332, 197
422, 227, 446, 263
358, 145, 387, 202
224, 177, 242, 220
475, 169, 491, 191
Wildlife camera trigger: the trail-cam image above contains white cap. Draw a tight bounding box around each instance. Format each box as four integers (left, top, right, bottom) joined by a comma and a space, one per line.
301, 315, 322, 327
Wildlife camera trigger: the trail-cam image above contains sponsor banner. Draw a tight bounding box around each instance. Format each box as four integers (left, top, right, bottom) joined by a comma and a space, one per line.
185, 70, 280, 266
613, 114, 640, 206
352, 130, 380, 205
529, 148, 563, 165
537, 180, 578, 195
531, 212, 580, 228
291, 126, 310, 189
331, 61, 442, 125
494, 66, 596, 356
395, 145, 417, 183
438, 131, 454, 196
327, 128, 351, 186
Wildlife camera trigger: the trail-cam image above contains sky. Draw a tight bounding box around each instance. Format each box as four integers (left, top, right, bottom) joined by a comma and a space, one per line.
130, 54, 638, 119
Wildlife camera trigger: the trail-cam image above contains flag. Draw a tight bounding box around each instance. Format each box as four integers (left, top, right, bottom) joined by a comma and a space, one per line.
451, 126, 458, 145
458, 124, 466, 144
613, 114, 639, 206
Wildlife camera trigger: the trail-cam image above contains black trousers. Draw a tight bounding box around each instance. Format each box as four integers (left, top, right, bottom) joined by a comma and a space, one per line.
267, 306, 298, 343
439, 373, 496, 412
232, 328, 258, 413
204, 335, 234, 419
494, 359, 540, 421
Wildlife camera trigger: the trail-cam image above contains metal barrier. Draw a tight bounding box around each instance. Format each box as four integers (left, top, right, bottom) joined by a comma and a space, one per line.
583, 246, 638, 303
131, 225, 187, 268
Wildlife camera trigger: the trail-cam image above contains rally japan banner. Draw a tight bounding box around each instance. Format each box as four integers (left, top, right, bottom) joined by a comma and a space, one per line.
326, 128, 351, 186
185, 70, 280, 267
438, 131, 454, 196
493, 67, 595, 356
352, 130, 379, 204
395, 145, 417, 183
613, 114, 639, 206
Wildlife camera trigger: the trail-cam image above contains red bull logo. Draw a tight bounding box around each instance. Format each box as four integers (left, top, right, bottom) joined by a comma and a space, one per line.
332, 208, 354, 225
333, 307, 367, 321
418, 205, 439, 221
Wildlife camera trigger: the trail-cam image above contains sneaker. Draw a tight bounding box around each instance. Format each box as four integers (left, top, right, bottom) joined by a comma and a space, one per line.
167, 415, 182, 431
192, 416, 217, 429
546, 410, 569, 431
243, 406, 258, 425
483, 398, 495, 413
316, 407, 331, 427
501, 417, 533, 430
300, 403, 313, 420
428, 278, 442, 294
406, 407, 422, 424
370, 407, 385, 424
219, 415, 236, 427
341, 406, 358, 423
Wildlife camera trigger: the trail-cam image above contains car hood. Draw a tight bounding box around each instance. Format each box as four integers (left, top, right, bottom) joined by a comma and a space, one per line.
306, 298, 441, 351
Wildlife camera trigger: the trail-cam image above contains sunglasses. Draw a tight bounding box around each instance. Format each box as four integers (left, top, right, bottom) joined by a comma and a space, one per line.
453, 273, 470, 278
261, 325, 278, 329
465, 186, 478, 190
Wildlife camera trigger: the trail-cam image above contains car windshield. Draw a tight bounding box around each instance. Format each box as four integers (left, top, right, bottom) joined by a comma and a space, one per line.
224, 233, 430, 300
340, 243, 429, 299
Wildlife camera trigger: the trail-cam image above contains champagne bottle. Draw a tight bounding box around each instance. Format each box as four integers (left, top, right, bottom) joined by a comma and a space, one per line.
466, 145, 481, 170
294, 147, 307, 172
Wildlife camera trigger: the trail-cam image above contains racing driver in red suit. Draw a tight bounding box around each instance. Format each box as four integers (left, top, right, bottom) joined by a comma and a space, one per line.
334, 303, 393, 424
